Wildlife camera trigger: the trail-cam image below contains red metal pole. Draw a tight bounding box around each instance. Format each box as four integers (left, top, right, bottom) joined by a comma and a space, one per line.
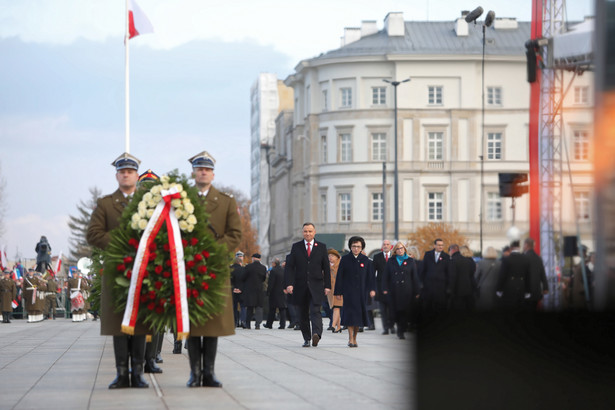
528, 0, 542, 252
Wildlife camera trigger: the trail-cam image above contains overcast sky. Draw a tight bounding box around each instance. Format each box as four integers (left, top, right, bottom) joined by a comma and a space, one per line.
0, 0, 594, 263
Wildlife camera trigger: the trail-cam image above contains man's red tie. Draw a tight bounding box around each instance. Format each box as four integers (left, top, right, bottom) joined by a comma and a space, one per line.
307, 242, 311, 257
385, 253, 388, 262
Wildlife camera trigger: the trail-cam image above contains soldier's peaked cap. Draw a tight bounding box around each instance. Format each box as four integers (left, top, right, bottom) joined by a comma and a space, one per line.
189, 151, 215, 169
112, 152, 141, 171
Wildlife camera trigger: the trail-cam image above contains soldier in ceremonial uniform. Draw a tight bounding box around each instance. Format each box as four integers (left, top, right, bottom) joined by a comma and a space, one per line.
1, 270, 17, 323
86, 152, 149, 389
68, 271, 89, 322
186, 150, 242, 388
44, 272, 59, 320
23, 269, 46, 322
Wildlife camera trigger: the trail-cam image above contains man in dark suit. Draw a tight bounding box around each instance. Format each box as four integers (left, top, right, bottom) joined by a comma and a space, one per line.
447, 244, 477, 311
420, 238, 450, 322
285, 222, 331, 347
264, 258, 287, 329
523, 237, 548, 311
242, 253, 267, 329
496, 240, 531, 310
373, 239, 394, 334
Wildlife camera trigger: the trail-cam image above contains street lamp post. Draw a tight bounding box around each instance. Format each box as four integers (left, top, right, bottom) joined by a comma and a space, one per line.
383, 78, 410, 242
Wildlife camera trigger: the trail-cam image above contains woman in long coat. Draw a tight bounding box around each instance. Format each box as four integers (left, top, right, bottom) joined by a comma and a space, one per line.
475, 246, 501, 311
333, 236, 375, 347
326, 249, 342, 333
383, 242, 421, 339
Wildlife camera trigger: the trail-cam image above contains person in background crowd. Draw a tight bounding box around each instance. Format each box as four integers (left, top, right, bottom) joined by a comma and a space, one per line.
230, 251, 245, 328
326, 248, 343, 333
242, 253, 267, 329
407, 246, 422, 330
334, 236, 375, 347
1, 269, 17, 323
383, 242, 421, 339
23, 269, 46, 323
373, 240, 394, 335
44, 272, 59, 320
570, 245, 593, 311
475, 246, 501, 311
523, 237, 549, 311
448, 245, 477, 311
264, 258, 287, 329
496, 240, 531, 310
420, 238, 450, 323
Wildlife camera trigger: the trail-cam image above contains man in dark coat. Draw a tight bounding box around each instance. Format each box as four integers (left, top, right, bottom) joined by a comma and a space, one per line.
523, 237, 549, 311
242, 253, 267, 329
230, 251, 245, 328
264, 258, 287, 329
86, 152, 149, 389
447, 245, 477, 311
420, 238, 450, 321
496, 240, 531, 310
373, 239, 394, 335
285, 222, 331, 347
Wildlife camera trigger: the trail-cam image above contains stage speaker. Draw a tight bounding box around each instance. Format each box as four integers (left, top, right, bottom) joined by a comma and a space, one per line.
563, 236, 578, 257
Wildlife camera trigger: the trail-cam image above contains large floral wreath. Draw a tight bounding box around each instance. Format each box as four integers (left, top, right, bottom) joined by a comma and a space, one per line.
91, 172, 230, 338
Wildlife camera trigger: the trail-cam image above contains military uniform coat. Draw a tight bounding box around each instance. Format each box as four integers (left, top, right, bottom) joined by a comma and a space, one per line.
241, 261, 266, 307
87, 189, 149, 336
190, 185, 241, 337
333, 253, 375, 327
284, 240, 331, 307
0, 277, 17, 312
23, 276, 46, 314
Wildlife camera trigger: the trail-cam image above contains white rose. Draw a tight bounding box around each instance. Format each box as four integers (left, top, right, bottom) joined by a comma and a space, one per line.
132, 212, 141, 223
131, 221, 139, 230
162, 182, 170, 190
187, 224, 194, 233
181, 191, 188, 198
138, 219, 148, 230
138, 208, 147, 218
187, 214, 197, 225
143, 192, 153, 202
179, 221, 188, 231
153, 194, 162, 204
161, 175, 170, 183
171, 198, 182, 209
175, 209, 183, 219
151, 185, 161, 195
185, 202, 195, 214
138, 201, 147, 211
146, 209, 154, 218
173, 183, 183, 193
147, 199, 157, 208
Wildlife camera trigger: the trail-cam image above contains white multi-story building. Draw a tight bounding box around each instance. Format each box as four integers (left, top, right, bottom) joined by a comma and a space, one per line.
264, 12, 594, 258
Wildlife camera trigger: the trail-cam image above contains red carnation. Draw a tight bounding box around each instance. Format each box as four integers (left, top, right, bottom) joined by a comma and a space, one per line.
196, 299, 204, 307
192, 289, 199, 297
128, 238, 139, 249
123, 256, 133, 264
169, 296, 175, 304
154, 266, 163, 274
198, 265, 207, 274
149, 242, 157, 252
194, 253, 203, 262
154, 281, 163, 290
148, 291, 156, 300
202, 250, 210, 258
155, 306, 163, 314
190, 237, 199, 246
143, 270, 149, 277
147, 302, 155, 310
186, 274, 194, 282
163, 271, 171, 278
182, 239, 188, 247
165, 260, 172, 266
186, 260, 196, 269
117, 264, 126, 272
163, 243, 170, 251
159, 298, 166, 306
126, 271, 132, 279
202, 282, 209, 290
149, 252, 157, 261
210, 273, 216, 280
141, 292, 149, 301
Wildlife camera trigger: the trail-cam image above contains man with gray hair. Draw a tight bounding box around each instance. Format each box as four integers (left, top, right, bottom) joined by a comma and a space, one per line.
373, 239, 394, 334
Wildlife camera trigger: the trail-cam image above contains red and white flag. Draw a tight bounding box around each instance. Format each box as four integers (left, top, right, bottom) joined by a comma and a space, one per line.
128, 0, 154, 40
0, 245, 7, 271
54, 251, 63, 275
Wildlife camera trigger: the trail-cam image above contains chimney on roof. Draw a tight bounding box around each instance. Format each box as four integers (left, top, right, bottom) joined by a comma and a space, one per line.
340, 27, 361, 46
494, 17, 519, 29
361, 20, 378, 37
384, 12, 404, 37
455, 11, 470, 36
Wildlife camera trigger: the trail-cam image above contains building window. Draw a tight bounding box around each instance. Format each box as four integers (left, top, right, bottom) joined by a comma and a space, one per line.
322, 90, 328, 111
321, 135, 327, 163
371, 133, 387, 161
428, 132, 444, 160
372, 192, 384, 221
340, 193, 352, 222
428, 192, 443, 221
321, 194, 327, 223
340, 133, 353, 162
341, 87, 352, 108
574, 130, 589, 161
574, 86, 589, 104
487, 132, 502, 160
428, 86, 442, 105
487, 87, 502, 105
487, 192, 502, 221
372, 86, 386, 105
574, 191, 590, 221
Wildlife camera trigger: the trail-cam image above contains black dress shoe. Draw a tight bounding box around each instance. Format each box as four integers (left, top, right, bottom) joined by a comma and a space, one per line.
312, 334, 320, 347
327, 326, 334, 331
255, 325, 260, 330
398, 334, 406, 340
382, 330, 389, 335
367, 325, 376, 331
294, 325, 301, 330
302, 341, 310, 347
358, 327, 364, 332
263, 324, 272, 329
155, 354, 163, 364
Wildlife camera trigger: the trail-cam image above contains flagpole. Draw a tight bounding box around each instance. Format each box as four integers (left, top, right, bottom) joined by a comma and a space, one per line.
125, 0, 130, 154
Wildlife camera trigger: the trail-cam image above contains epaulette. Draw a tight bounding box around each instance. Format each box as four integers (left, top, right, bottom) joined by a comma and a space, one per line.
220, 191, 234, 198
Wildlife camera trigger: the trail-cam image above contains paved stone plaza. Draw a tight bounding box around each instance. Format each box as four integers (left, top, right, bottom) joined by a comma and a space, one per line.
0, 318, 413, 410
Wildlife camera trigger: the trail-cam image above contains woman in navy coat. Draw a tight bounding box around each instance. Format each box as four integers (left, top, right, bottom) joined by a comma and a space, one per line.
334, 236, 375, 347
383, 242, 422, 339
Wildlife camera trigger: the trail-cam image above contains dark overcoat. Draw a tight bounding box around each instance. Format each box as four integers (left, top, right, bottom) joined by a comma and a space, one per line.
526, 249, 548, 303
475, 258, 500, 310
382, 256, 421, 312
372, 251, 389, 303
496, 251, 531, 309
0, 277, 17, 311
267, 265, 287, 308
334, 253, 375, 327
420, 249, 450, 304
284, 240, 331, 306
241, 261, 266, 307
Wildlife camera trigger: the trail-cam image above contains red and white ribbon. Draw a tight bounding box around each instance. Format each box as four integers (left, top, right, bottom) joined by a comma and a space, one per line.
121, 186, 190, 339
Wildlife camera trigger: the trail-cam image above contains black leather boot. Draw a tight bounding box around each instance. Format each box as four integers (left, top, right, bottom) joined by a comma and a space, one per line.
186, 337, 202, 387
109, 335, 130, 389
144, 337, 162, 373
130, 335, 149, 388
202, 337, 222, 387
173, 340, 182, 354
155, 333, 164, 363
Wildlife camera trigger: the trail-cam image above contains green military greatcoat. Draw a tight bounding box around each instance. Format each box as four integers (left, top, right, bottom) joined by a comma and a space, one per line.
0, 277, 17, 312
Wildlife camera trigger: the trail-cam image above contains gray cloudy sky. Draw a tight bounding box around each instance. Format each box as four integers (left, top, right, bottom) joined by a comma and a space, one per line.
0, 0, 594, 263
